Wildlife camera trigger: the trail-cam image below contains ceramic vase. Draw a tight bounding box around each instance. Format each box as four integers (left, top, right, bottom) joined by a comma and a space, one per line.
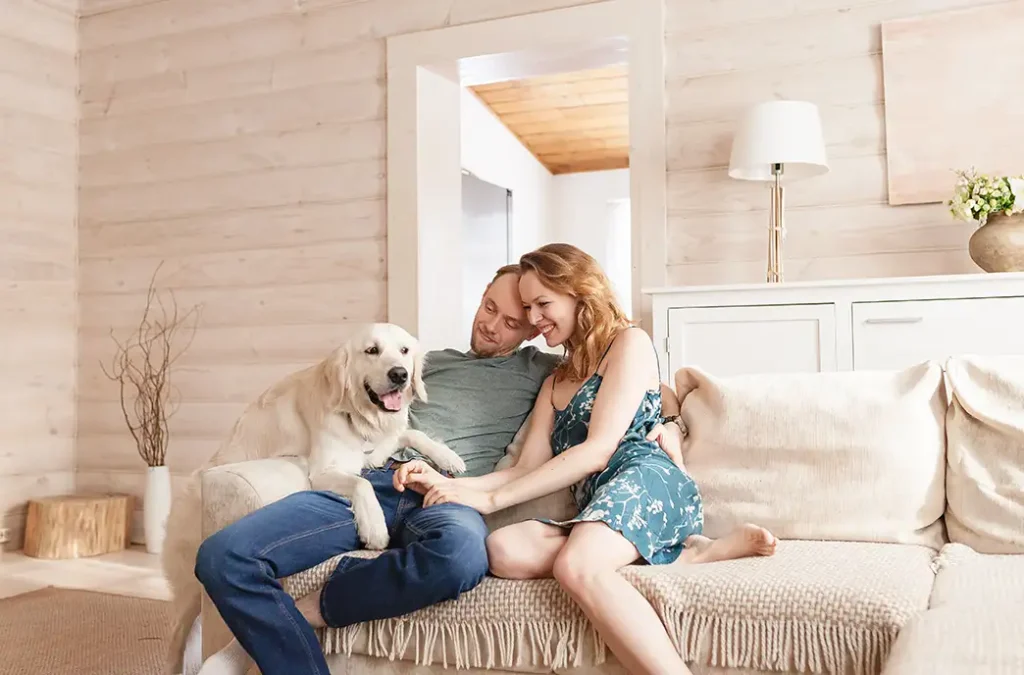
969, 213, 1024, 272
144, 464, 172, 555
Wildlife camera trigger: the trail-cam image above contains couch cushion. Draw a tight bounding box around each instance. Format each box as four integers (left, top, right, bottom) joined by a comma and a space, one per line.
880, 540, 1024, 671
929, 543, 1024, 607
282, 541, 935, 675
944, 355, 1024, 553
881, 606, 1024, 675
675, 362, 947, 548
881, 543, 1024, 674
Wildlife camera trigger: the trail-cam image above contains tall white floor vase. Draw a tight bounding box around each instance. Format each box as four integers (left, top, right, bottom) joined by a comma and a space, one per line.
144, 465, 172, 555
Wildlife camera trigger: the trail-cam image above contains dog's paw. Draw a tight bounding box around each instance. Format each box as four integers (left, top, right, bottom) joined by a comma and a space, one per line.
358, 523, 390, 550
354, 506, 390, 550
433, 448, 467, 475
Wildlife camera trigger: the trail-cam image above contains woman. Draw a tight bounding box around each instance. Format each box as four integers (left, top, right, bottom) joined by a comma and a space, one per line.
404, 243, 776, 675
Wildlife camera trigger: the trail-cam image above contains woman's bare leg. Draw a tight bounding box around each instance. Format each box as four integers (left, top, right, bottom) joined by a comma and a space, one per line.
486, 520, 568, 579
678, 523, 777, 564
553, 522, 691, 675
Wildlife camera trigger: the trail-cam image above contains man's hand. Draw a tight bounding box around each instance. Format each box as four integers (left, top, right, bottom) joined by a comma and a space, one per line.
423, 483, 498, 514
647, 422, 686, 470
393, 460, 447, 495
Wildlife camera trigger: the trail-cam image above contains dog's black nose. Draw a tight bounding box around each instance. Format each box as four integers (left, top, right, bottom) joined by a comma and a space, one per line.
388, 367, 408, 386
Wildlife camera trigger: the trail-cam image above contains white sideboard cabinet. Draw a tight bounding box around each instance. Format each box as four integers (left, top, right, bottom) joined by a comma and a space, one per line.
647, 272, 1024, 380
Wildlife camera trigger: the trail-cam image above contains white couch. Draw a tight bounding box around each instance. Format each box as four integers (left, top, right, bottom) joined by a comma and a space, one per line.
199, 355, 1024, 675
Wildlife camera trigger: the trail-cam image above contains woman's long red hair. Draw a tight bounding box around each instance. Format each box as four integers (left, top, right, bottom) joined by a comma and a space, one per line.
519, 243, 632, 382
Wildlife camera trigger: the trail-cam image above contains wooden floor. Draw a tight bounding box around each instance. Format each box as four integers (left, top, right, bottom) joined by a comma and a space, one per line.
0, 546, 168, 601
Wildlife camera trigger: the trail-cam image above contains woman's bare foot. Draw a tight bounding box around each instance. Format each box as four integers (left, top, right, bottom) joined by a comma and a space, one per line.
684, 524, 777, 564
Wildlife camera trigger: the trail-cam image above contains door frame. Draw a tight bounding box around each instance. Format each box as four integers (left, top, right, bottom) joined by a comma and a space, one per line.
385, 0, 667, 349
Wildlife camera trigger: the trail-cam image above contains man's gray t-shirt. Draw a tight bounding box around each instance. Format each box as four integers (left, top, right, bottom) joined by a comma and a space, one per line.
392, 346, 560, 477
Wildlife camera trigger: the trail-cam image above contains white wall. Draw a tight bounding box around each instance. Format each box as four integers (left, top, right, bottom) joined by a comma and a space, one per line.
549, 169, 633, 317
460, 172, 512, 352
416, 65, 465, 352
460, 89, 552, 258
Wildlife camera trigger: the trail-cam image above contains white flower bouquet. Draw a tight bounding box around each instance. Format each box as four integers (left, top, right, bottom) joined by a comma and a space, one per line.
949, 168, 1024, 226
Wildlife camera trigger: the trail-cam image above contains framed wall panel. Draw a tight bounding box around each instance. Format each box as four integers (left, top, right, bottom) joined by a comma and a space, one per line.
881, 2, 1024, 205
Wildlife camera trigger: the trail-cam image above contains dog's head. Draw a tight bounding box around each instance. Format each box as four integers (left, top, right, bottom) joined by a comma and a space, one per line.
318, 323, 427, 416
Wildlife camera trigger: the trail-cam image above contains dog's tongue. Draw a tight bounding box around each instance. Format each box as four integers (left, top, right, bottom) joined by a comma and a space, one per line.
381, 391, 403, 411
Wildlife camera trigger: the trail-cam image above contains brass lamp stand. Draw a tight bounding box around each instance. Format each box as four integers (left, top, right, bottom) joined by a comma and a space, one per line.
767, 163, 784, 283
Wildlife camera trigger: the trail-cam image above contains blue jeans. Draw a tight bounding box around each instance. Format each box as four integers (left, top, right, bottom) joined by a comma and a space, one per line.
194, 467, 489, 675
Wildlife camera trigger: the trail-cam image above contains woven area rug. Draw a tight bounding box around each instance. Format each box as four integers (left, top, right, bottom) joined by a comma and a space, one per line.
0, 586, 171, 675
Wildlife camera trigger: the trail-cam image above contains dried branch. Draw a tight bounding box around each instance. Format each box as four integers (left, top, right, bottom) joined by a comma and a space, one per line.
99, 263, 202, 467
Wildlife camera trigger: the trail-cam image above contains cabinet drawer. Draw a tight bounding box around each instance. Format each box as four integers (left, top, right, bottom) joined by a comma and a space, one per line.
852, 296, 1024, 371
667, 304, 837, 378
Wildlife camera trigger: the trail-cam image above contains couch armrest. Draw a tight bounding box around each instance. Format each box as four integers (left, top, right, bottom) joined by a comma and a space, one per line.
199, 456, 311, 661
200, 456, 310, 538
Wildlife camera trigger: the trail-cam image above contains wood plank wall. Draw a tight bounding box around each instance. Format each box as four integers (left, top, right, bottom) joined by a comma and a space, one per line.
664, 0, 996, 285
77, 0, 994, 536
1, 0, 78, 550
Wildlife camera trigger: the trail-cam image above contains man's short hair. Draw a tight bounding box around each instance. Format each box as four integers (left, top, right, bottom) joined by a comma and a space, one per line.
490, 263, 521, 285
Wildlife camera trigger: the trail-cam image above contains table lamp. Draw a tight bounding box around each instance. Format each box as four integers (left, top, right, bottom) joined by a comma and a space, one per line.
728, 101, 829, 283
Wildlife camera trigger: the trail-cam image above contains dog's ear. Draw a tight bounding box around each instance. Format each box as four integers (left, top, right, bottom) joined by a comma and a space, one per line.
316, 347, 348, 411
412, 350, 428, 403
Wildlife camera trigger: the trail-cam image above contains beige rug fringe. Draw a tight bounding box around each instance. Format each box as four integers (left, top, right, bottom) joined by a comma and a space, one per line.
661, 604, 898, 675
323, 609, 894, 674
322, 617, 605, 670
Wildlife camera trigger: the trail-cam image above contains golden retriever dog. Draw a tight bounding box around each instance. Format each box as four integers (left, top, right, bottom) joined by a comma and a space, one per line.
161, 323, 466, 674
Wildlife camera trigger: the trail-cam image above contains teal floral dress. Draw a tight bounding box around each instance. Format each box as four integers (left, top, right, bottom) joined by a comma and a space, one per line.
535, 345, 704, 565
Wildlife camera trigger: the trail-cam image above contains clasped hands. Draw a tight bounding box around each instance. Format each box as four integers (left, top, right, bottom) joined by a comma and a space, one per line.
392, 460, 497, 513
391, 421, 684, 514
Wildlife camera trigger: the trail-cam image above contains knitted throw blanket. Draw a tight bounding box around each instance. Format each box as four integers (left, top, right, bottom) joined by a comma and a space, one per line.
281, 540, 936, 674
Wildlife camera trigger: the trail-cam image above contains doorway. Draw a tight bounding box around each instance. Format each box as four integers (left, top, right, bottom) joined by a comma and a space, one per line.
466, 61, 632, 322
461, 171, 512, 351
385, 1, 666, 351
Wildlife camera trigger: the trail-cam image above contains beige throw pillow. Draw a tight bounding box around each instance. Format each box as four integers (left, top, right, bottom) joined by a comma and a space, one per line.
945, 355, 1024, 553
676, 362, 948, 548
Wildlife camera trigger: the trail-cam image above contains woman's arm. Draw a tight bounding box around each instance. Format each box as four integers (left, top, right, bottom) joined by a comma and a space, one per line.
661, 383, 679, 416
491, 329, 658, 510
650, 382, 686, 468
425, 328, 658, 512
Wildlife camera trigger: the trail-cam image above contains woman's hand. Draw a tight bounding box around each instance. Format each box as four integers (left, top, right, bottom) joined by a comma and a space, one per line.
647, 422, 686, 470
393, 460, 447, 495
423, 483, 498, 514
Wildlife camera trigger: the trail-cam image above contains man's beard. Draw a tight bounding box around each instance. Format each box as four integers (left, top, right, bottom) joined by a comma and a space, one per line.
470, 335, 492, 356
470, 332, 502, 357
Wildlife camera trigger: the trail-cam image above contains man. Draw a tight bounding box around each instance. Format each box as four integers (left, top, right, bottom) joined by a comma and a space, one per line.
193, 263, 682, 675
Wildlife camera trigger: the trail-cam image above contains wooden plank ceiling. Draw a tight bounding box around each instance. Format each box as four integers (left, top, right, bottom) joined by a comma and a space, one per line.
470, 66, 628, 175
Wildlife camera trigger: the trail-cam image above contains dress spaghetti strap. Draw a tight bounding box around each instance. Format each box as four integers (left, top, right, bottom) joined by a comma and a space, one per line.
595, 338, 617, 369
552, 327, 661, 410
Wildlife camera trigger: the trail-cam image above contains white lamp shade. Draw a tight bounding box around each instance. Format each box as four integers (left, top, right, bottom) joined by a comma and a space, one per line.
728, 101, 829, 182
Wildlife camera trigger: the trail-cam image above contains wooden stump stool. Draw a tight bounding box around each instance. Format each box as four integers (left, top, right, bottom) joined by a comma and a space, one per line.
23, 494, 133, 559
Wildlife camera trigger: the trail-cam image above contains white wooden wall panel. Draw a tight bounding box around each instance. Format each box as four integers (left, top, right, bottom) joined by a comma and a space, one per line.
664, 0, 994, 286
881, 2, 1024, 205
0, 0, 77, 551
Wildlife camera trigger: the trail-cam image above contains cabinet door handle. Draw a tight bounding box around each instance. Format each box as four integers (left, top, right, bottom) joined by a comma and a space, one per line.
863, 316, 923, 325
